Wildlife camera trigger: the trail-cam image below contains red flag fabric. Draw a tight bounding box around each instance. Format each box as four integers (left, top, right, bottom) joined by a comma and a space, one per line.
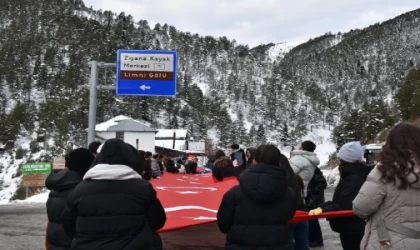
151, 173, 353, 232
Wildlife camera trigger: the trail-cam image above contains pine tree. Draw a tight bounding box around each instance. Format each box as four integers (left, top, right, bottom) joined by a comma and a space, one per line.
256, 124, 267, 145
359, 99, 396, 143
397, 68, 420, 120
293, 108, 307, 141
248, 124, 257, 145
333, 110, 363, 147
233, 112, 248, 145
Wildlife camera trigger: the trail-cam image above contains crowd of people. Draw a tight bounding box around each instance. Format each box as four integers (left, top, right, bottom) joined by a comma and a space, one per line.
43, 122, 420, 250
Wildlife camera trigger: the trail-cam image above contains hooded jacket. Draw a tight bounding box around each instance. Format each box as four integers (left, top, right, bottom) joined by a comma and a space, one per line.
217, 163, 297, 250
61, 139, 166, 250
289, 150, 320, 196
353, 166, 420, 250
46, 170, 83, 250
321, 163, 372, 234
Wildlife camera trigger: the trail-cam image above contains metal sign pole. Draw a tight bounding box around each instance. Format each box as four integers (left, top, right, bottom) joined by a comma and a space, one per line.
87, 61, 99, 147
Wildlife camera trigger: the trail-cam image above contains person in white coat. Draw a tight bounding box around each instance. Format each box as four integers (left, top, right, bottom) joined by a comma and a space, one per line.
353, 122, 420, 250
290, 140, 320, 197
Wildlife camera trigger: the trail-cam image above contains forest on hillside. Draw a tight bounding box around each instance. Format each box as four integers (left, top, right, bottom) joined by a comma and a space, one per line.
0, 0, 419, 156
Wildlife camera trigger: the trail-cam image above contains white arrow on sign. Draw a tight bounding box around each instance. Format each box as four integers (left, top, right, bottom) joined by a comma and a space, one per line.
140, 85, 151, 90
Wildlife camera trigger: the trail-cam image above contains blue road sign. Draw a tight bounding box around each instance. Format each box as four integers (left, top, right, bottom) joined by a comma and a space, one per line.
116, 50, 178, 97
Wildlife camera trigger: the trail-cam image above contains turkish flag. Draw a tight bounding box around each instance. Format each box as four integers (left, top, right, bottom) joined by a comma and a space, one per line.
151, 173, 353, 232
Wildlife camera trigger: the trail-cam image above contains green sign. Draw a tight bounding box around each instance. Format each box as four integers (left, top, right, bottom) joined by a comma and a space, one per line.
21, 162, 52, 175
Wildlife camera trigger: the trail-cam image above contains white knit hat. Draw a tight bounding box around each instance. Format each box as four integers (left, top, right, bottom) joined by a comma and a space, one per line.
338, 141, 364, 163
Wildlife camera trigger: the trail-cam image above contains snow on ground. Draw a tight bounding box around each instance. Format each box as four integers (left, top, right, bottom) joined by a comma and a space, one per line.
301, 126, 339, 186
194, 80, 210, 96
206, 128, 220, 146
280, 125, 340, 186
330, 34, 343, 47
281, 126, 337, 167
0, 135, 34, 205
302, 126, 336, 167
0, 135, 50, 204
267, 41, 304, 61
13, 190, 49, 204
0, 153, 22, 205
322, 167, 340, 187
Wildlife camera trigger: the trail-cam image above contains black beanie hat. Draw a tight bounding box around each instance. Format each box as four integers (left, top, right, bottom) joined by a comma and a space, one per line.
88, 141, 102, 155
65, 148, 95, 176
96, 139, 132, 166
94, 139, 144, 175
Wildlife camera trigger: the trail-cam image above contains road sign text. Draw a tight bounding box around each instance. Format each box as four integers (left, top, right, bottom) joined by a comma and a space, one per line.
116, 50, 178, 97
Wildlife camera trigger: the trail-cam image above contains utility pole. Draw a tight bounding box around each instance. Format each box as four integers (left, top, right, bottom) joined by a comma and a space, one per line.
87, 61, 98, 147
86, 61, 117, 147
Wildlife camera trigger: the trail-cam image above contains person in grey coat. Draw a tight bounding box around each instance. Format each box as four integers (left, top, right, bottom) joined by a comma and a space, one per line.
290, 141, 320, 197
353, 122, 420, 250
151, 154, 162, 178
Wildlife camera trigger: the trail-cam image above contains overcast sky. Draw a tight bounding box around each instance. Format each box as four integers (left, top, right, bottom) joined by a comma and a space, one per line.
84, 0, 420, 47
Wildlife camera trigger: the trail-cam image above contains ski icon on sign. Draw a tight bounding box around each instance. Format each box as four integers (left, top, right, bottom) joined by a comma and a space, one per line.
154, 63, 165, 70
140, 85, 151, 90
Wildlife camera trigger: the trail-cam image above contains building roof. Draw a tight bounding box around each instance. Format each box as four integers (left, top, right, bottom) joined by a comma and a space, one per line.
107, 119, 156, 132
155, 145, 186, 156
154, 139, 186, 151
155, 129, 188, 139
95, 115, 156, 132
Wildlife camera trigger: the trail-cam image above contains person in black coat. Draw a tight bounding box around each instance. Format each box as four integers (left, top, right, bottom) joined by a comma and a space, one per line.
156, 154, 165, 175
230, 144, 247, 169
46, 148, 94, 250
305, 167, 327, 247
143, 151, 153, 180
315, 142, 372, 250
61, 139, 166, 250
212, 150, 243, 182
217, 145, 297, 250
185, 158, 198, 174
245, 147, 257, 169
165, 158, 179, 173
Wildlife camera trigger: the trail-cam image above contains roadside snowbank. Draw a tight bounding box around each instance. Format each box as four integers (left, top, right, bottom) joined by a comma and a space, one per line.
13, 190, 49, 204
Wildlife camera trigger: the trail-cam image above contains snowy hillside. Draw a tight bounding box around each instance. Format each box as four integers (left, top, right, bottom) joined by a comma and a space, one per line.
0, 134, 56, 204
267, 42, 299, 61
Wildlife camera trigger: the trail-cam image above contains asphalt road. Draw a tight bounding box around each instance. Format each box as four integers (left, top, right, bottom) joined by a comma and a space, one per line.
0, 187, 342, 250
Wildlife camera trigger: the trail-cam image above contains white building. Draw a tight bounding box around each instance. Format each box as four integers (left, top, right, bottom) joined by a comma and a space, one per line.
94, 115, 157, 153
155, 129, 205, 153
91, 116, 206, 155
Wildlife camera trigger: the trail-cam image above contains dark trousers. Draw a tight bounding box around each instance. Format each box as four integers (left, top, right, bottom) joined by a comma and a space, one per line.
339, 233, 364, 250
308, 219, 323, 245
288, 222, 309, 250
